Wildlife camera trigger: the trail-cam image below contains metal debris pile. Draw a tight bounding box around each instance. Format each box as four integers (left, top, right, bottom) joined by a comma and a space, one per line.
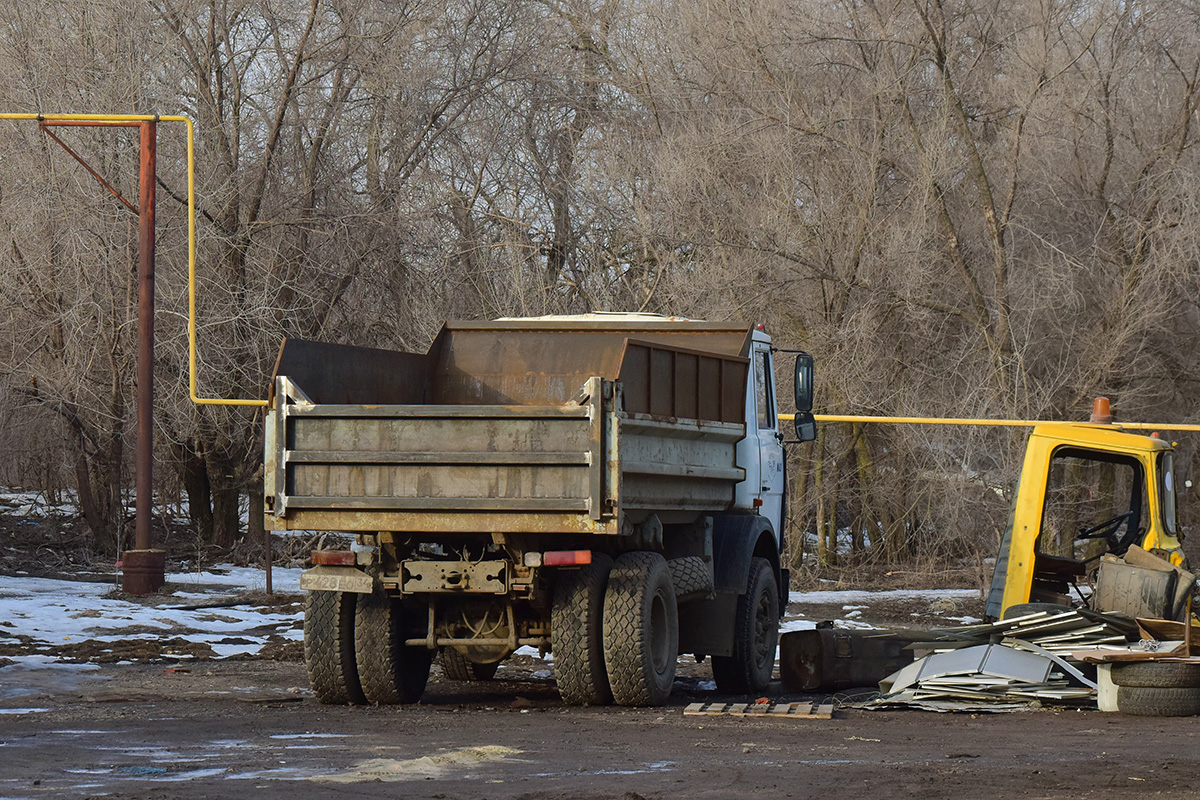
927, 607, 1139, 655
862, 608, 1138, 712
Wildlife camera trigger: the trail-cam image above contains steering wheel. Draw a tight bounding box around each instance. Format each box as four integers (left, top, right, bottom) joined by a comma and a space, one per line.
1078, 511, 1134, 540
1078, 511, 1137, 553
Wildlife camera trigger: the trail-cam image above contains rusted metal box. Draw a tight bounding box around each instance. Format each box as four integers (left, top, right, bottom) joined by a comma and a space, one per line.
780, 629, 917, 692
264, 318, 754, 537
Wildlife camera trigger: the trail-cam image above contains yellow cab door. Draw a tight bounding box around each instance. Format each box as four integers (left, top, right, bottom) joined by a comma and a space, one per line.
988, 423, 1181, 619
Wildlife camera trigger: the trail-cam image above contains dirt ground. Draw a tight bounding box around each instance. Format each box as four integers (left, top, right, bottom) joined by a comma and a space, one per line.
4, 655, 1200, 800
3, 520, 1198, 800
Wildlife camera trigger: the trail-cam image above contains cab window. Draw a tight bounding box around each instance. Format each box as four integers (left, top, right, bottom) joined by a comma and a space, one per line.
1039, 448, 1146, 562
754, 350, 775, 431
1160, 452, 1177, 537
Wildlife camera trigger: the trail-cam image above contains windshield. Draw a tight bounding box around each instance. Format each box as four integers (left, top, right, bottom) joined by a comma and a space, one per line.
1160, 452, 1178, 536
1039, 447, 1146, 560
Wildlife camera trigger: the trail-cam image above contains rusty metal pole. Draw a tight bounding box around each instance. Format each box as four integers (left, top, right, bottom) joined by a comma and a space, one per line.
122, 119, 165, 594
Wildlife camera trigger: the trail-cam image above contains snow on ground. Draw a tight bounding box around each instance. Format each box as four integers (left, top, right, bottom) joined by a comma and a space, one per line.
790, 588, 979, 604
0, 564, 981, 675
167, 565, 302, 594
0, 566, 304, 668
0, 490, 78, 519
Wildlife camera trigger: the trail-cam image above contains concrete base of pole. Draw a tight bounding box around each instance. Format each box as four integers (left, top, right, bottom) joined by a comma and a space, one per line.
121, 549, 166, 595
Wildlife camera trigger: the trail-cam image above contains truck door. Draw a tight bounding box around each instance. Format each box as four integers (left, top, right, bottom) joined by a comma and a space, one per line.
752, 344, 785, 536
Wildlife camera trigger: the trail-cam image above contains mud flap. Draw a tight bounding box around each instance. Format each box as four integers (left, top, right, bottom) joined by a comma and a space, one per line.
679, 514, 781, 658
678, 588, 739, 658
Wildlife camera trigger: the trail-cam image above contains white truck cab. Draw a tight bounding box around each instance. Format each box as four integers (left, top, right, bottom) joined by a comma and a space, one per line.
735, 328, 786, 538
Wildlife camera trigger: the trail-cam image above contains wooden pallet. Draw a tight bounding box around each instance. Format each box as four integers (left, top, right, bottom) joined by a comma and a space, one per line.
684, 701, 835, 719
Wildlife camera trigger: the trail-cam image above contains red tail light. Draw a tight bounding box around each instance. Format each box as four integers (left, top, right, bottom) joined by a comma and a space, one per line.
544, 550, 593, 566
312, 549, 356, 566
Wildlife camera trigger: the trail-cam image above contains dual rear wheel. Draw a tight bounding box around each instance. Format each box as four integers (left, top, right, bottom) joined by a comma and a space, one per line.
552, 550, 680, 707
304, 588, 431, 705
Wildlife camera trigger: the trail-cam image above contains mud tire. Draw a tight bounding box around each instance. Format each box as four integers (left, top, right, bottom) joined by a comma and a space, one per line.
603, 551, 678, 707
304, 590, 366, 705
552, 553, 614, 706
668, 556, 714, 602
354, 587, 432, 704
438, 648, 500, 682
1117, 685, 1200, 716
1111, 662, 1200, 689
711, 557, 779, 694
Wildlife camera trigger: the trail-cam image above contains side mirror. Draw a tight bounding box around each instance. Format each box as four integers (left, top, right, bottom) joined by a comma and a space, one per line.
793, 412, 817, 443
793, 352, 816, 442
794, 352, 814, 413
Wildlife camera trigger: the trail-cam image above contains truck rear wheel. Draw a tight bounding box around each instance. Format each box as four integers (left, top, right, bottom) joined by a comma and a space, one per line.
603, 551, 678, 706
304, 590, 366, 705
354, 587, 432, 704
711, 557, 779, 694
438, 648, 500, 682
552, 552, 614, 706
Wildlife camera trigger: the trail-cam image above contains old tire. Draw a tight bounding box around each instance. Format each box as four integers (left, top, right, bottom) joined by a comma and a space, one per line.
552, 553, 614, 706
1117, 685, 1200, 716
438, 648, 500, 682
304, 590, 366, 705
603, 551, 678, 707
711, 557, 779, 694
1111, 662, 1200, 689
354, 587, 432, 704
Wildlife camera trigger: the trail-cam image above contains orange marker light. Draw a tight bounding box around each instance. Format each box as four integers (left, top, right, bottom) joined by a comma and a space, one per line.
1090, 397, 1114, 425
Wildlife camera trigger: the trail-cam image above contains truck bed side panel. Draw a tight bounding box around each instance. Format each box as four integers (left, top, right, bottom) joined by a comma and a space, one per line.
275, 401, 598, 523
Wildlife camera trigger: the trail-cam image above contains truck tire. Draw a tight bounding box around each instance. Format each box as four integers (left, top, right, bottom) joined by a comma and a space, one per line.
354, 587, 432, 704
1111, 662, 1200, 688
304, 590, 366, 705
552, 553, 614, 706
711, 557, 779, 694
603, 551, 678, 707
1117, 685, 1200, 716
668, 556, 714, 602
438, 648, 500, 682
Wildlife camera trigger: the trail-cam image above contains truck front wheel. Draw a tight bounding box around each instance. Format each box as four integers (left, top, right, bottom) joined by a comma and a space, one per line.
552, 552, 614, 706
304, 590, 366, 705
354, 587, 432, 704
438, 648, 500, 682
603, 551, 678, 706
712, 557, 779, 694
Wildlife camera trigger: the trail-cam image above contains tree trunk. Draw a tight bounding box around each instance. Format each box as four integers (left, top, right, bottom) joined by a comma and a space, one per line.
207, 453, 242, 548
814, 434, 828, 568
789, 456, 810, 571
247, 477, 266, 551
178, 443, 214, 541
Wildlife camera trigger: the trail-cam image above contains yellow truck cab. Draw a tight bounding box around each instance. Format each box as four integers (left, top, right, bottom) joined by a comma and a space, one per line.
985, 414, 1185, 620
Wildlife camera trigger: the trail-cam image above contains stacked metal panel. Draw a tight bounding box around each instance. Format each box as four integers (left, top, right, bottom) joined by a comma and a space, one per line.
862, 608, 1136, 711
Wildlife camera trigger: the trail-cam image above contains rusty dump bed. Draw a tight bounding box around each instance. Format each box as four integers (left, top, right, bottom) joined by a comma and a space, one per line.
264, 317, 753, 537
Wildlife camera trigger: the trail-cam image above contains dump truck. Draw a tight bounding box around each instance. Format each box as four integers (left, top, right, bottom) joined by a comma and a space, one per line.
987, 399, 1188, 621
265, 314, 815, 707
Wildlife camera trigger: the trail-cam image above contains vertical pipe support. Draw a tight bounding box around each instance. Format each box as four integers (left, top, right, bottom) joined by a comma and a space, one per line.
123, 119, 164, 595
136, 119, 156, 552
